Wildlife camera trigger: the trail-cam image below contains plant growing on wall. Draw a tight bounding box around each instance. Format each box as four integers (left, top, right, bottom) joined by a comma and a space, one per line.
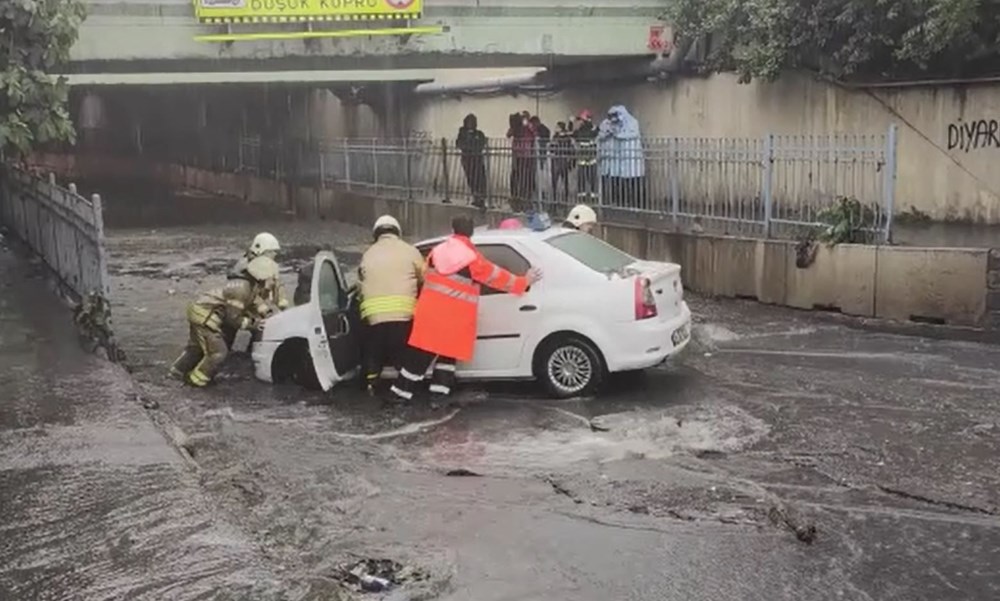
665, 0, 1000, 83
0, 0, 86, 159
816, 196, 877, 244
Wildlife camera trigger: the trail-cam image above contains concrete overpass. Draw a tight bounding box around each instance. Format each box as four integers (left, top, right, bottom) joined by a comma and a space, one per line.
68, 0, 673, 82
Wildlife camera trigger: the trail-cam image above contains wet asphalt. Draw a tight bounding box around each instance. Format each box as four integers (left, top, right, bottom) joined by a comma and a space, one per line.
3, 211, 1000, 600
0, 245, 299, 600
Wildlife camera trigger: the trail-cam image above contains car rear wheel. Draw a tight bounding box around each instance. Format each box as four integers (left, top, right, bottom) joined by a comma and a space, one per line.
535, 335, 604, 398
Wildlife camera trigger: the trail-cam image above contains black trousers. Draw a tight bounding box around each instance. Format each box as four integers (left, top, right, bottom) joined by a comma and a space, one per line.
577, 163, 597, 199
551, 165, 571, 203
461, 155, 487, 206
390, 346, 457, 401
362, 320, 412, 388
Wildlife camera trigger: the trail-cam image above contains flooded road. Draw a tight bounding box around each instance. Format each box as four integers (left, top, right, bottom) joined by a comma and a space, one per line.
0, 248, 295, 601
95, 218, 1000, 600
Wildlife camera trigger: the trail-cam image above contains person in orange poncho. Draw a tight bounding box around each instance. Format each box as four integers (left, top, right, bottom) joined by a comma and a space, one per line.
390, 216, 541, 402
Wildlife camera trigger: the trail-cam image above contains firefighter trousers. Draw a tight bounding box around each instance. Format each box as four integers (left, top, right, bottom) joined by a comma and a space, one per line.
170, 323, 229, 387
389, 347, 457, 401
362, 319, 413, 389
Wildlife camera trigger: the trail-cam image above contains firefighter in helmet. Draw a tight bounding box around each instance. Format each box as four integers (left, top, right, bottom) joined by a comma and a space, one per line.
170, 255, 280, 387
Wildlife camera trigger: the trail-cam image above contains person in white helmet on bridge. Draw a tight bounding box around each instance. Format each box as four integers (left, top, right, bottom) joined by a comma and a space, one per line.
357, 215, 426, 395
563, 204, 598, 235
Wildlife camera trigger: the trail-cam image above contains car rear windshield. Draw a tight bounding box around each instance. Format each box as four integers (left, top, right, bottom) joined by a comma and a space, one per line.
546, 232, 635, 274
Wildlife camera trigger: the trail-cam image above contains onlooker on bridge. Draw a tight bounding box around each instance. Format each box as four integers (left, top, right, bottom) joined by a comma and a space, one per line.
456, 113, 488, 209
598, 105, 646, 209
550, 121, 576, 205
572, 110, 599, 202
530, 115, 552, 203
507, 112, 536, 212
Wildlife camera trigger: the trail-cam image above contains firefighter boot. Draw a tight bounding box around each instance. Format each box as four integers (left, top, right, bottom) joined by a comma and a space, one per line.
187, 325, 229, 387
170, 325, 204, 381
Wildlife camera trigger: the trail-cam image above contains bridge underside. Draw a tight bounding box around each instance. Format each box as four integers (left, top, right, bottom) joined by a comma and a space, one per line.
67, 2, 670, 79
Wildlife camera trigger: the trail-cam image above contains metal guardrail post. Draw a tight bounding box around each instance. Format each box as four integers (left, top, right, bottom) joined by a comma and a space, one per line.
534, 137, 543, 212
883, 124, 897, 244
440, 137, 451, 203
762, 134, 775, 238
91, 193, 109, 297
596, 154, 604, 208
669, 138, 680, 226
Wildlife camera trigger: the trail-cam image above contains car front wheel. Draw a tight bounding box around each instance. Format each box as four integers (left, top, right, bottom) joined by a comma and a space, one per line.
535, 335, 604, 398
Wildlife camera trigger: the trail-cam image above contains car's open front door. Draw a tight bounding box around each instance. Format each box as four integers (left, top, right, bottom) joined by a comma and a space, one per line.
305, 251, 360, 391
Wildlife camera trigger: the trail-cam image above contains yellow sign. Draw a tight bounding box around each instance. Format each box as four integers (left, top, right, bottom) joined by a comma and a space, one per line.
194, 0, 423, 23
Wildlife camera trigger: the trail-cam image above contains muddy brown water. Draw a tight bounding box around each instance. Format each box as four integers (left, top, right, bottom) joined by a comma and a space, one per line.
102, 219, 1000, 601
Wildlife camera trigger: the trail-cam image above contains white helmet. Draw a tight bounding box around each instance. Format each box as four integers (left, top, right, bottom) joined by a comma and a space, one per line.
566, 204, 598, 228
249, 232, 280, 257
373, 215, 401, 235
246, 255, 279, 282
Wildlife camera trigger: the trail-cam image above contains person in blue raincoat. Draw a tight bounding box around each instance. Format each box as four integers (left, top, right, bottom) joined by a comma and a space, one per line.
597, 105, 646, 208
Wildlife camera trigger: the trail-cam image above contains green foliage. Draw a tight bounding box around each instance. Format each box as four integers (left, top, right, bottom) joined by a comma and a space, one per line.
816, 196, 877, 244
0, 0, 86, 159
665, 0, 1000, 82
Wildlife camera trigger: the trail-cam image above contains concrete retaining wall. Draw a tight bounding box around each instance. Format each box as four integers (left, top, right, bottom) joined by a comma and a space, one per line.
32, 152, 994, 329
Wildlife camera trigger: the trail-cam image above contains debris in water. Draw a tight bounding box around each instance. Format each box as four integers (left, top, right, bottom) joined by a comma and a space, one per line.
768, 505, 817, 544
695, 449, 727, 460
360, 574, 391, 593
136, 393, 159, 410
971, 423, 995, 436
334, 558, 429, 594
544, 476, 583, 504
444, 468, 482, 477
589, 418, 610, 432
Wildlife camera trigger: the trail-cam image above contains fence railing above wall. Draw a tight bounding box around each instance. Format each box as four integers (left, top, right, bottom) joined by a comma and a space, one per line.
0, 167, 110, 301
0, 166, 123, 361
92, 125, 897, 244
231, 126, 896, 243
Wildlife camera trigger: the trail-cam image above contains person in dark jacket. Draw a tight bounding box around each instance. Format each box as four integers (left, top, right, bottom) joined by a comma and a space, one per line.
456, 113, 488, 209
507, 113, 536, 212
572, 110, 599, 202
550, 121, 575, 204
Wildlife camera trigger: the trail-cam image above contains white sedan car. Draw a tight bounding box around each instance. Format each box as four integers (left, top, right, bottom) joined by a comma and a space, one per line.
252, 227, 691, 398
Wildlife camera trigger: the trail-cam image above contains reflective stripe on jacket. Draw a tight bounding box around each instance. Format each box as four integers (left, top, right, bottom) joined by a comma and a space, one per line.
576, 139, 598, 166
407, 235, 529, 362
358, 233, 425, 324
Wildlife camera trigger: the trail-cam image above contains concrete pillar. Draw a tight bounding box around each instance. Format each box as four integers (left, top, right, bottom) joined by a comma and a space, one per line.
78, 91, 107, 151
366, 82, 414, 139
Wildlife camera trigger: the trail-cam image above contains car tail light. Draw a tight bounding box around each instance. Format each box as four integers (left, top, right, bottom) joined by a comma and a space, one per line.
634, 277, 657, 320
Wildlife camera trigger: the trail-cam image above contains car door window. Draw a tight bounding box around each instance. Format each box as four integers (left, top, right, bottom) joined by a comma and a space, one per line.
317, 260, 343, 312
477, 245, 530, 295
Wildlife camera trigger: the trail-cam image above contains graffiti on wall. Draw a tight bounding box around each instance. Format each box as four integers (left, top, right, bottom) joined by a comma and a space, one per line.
947, 119, 1000, 152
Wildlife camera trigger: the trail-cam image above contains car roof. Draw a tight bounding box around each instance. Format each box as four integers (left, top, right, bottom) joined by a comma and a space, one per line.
416, 226, 575, 247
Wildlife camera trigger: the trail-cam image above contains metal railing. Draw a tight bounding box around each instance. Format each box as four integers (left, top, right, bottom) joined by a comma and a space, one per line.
0, 167, 110, 301
229, 127, 897, 242
67, 125, 898, 242
0, 166, 124, 362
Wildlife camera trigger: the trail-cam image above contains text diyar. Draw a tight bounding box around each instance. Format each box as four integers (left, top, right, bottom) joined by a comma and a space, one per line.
947, 119, 1000, 153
